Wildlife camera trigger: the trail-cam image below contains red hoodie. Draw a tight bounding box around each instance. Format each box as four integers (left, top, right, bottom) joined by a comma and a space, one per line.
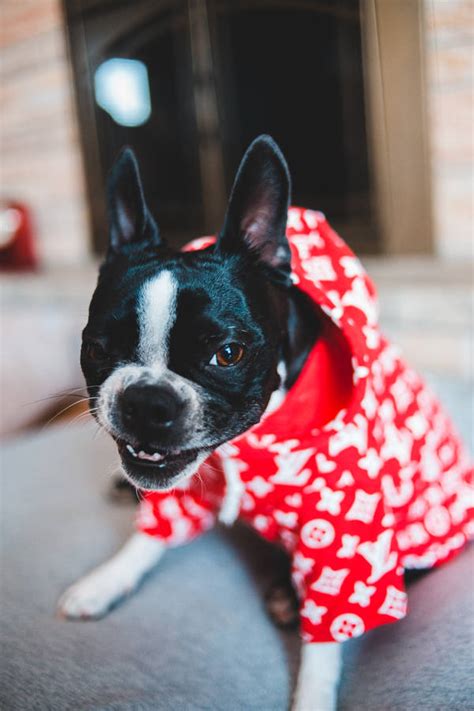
137, 207, 473, 644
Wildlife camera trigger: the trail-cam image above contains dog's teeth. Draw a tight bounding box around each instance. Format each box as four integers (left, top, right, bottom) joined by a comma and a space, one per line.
126, 445, 166, 463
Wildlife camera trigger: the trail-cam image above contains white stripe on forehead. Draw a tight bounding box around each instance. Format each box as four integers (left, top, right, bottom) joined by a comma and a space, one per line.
137, 270, 178, 366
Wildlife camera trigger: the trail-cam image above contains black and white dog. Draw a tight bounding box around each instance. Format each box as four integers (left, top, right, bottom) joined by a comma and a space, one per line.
58, 136, 342, 710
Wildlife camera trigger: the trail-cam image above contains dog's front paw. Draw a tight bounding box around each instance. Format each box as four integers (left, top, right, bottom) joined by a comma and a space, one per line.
292, 688, 337, 711
293, 642, 341, 711
56, 568, 135, 621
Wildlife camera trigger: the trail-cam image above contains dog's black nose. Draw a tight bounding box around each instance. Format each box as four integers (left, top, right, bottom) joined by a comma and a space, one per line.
121, 384, 183, 434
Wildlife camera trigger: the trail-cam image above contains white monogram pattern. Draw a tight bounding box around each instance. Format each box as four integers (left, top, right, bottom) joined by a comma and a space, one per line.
349, 581, 376, 607
336, 534, 360, 559
300, 600, 328, 625
137, 208, 473, 646
358, 448, 384, 479
346, 490, 381, 524
378, 586, 408, 619
330, 614, 365, 642
301, 519, 336, 549
316, 487, 345, 516
311, 567, 350, 596
247, 476, 273, 497
357, 530, 398, 583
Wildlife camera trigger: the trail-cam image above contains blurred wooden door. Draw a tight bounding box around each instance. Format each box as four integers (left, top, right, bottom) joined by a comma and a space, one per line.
63, 0, 431, 256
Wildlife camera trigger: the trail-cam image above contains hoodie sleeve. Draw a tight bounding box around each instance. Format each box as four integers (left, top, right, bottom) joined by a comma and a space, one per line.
292, 485, 407, 644
136, 457, 225, 546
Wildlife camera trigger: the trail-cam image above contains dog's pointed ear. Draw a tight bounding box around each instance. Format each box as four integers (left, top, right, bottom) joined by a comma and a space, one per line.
218, 135, 291, 281
107, 147, 161, 253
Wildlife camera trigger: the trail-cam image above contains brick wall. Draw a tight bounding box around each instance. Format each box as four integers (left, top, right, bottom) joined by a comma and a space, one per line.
1, 2, 471, 263
0, 0, 90, 265
425, 0, 473, 260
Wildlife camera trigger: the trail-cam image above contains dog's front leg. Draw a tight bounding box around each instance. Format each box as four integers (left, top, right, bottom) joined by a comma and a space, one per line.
57, 532, 165, 620
292, 641, 342, 711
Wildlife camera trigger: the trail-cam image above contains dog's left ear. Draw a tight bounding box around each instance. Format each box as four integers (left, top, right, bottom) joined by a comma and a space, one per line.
107, 147, 161, 254
218, 135, 291, 282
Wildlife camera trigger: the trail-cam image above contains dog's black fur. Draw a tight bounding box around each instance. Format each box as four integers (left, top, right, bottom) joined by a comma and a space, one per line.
81, 136, 321, 490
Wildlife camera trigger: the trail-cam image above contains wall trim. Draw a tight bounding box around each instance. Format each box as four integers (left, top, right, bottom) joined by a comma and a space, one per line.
361, 0, 433, 254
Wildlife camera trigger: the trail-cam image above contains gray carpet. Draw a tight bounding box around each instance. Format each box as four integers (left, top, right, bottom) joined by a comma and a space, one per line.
1, 373, 473, 710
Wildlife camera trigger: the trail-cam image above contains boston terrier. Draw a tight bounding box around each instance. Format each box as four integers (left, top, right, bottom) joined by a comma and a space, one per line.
57, 135, 473, 711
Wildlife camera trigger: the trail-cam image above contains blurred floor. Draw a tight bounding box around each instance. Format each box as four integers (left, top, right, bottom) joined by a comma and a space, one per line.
365, 256, 473, 379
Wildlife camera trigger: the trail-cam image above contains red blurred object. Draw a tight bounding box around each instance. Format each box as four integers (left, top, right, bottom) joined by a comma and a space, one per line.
0, 201, 38, 271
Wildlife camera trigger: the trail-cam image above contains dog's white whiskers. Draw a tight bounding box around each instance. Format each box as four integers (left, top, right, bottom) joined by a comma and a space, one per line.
52, 409, 97, 433
24, 385, 101, 408
41, 398, 92, 430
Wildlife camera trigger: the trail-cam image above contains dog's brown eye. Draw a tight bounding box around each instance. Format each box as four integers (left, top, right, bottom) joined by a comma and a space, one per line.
84, 342, 108, 362
211, 343, 245, 367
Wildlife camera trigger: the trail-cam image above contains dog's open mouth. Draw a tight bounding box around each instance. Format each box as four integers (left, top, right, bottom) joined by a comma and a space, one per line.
117, 439, 203, 472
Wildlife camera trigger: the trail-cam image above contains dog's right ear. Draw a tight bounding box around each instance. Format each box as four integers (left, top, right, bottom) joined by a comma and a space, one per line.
217, 135, 291, 284
107, 147, 161, 254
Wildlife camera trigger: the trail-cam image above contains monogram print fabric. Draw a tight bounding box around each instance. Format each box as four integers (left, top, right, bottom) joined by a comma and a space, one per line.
137, 208, 474, 644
